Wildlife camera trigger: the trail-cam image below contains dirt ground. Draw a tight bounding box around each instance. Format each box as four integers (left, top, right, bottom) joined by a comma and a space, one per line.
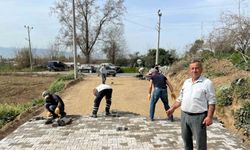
0, 74, 55, 104
43, 75, 180, 118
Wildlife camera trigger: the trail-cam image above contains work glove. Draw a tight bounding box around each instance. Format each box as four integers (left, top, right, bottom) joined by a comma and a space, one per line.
55, 107, 60, 115
171, 93, 176, 100
147, 94, 151, 101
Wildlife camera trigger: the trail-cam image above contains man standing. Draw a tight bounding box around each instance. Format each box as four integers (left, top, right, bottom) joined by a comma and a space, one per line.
148, 68, 176, 121
91, 84, 113, 118
99, 64, 107, 84
167, 59, 216, 150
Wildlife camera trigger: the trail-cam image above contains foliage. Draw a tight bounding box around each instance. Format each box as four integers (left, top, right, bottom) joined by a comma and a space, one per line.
48, 79, 65, 93
216, 85, 233, 106
0, 100, 42, 128
143, 48, 178, 68
120, 67, 137, 73
188, 39, 204, 55
0, 63, 16, 72
206, 70, 225, 78
234, 102, 250, 136
48, 73, 74, 93
200, 50, 214, 61
57, 73, 75, 81
31, 98, 44, 106
232, 77, 250, 100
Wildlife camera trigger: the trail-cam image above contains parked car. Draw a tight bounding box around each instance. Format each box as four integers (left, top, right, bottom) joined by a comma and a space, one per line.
97, 65, 117, 77
78, 64, 96, 73
47, 61, 66, 71
100, 63, 121, 73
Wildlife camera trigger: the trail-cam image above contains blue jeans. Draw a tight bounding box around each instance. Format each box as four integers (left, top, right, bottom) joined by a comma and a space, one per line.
149, 87, 170, 120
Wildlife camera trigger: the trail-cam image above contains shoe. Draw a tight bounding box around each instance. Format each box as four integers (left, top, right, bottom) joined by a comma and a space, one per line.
91, 114, 97, 118
105, 112, 111, 116
168, 115, 174, 122
150, 118, 154, 121
52, 114, 59, 119
45, 118, 53, 124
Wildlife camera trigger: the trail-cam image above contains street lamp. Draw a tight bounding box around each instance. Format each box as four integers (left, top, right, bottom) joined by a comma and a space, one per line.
156, 9, 162, 65
24, 25, 33, 71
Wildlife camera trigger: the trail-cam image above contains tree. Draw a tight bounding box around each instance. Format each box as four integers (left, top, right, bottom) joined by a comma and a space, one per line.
189, 39, 204, 54
143, 48, 177, 67
102, 25, 126, 64
15, 48, 30, 68
207, 13, 250, 62
51, 0, 126, 63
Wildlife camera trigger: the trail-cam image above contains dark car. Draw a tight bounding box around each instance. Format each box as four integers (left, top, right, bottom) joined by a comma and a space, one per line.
47, 61, 66, 71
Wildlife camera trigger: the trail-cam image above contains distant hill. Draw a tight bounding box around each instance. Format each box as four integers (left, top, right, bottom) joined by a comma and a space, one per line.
0, 47, 72, 59
0, 47, 16, 58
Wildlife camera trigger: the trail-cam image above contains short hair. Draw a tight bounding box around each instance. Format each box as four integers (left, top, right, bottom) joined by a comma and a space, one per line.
190, 59, 202, 69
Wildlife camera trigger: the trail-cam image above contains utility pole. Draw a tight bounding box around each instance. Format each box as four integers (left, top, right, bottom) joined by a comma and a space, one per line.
24, 25, 33, 71
72, 0, 78, 79
156, 9, 162, 65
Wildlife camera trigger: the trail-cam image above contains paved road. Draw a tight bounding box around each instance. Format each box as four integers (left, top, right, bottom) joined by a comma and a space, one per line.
0, 111, 248, 150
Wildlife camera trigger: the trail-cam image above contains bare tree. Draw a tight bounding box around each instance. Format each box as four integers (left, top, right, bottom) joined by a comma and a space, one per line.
102, 25, 126, 64
51, 0, 125, 63
207, 13, 250, 62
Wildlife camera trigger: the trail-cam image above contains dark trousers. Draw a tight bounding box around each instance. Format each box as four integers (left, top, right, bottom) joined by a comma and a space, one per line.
45, 103, 65, 117
92, 89, 112, 114
181, 111, 207, 150
101, 73, 107, 84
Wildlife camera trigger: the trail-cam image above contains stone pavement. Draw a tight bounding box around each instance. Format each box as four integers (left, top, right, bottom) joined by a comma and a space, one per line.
0, 111, 248, 150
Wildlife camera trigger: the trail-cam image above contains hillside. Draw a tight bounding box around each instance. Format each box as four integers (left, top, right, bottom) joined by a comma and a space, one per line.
167, 58, 250, 144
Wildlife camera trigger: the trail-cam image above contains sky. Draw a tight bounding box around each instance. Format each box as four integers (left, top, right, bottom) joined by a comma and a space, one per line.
0, 0, 249, 57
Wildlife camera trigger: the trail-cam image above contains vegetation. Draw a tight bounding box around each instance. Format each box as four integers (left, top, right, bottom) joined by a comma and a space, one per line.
0, 99, 43, 128
234, 102, 250, 137
51, 0, 126, 63
0, 74, 74, 128
216, 85, 233, 106
120, 67, 137, 73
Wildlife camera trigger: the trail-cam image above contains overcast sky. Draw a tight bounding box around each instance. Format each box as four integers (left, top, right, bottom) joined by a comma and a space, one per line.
0, 0, 249, 56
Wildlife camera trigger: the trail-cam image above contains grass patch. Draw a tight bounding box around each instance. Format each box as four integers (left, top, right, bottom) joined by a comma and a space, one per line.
0, 73, 74, 128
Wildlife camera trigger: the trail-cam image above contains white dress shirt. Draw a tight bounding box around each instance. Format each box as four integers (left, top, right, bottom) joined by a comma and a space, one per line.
177, 76, 216, 113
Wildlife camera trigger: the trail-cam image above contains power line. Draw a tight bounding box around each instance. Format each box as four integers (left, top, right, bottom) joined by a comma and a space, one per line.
124, 18, 155, 30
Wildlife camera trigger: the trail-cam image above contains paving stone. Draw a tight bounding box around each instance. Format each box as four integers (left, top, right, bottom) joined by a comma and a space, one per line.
0, 112, 249, 149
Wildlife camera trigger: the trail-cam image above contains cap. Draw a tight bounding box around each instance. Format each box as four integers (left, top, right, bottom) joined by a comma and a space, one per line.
42, 91, 50, 98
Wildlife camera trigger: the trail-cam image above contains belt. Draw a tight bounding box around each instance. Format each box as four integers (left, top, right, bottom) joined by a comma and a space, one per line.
183, 111, 207, 116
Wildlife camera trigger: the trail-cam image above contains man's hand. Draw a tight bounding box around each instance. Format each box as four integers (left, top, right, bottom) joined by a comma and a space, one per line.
202, 116, 213, 126
166, 108, 174, 117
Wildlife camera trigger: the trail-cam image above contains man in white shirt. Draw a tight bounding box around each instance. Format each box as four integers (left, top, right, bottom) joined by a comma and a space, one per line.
99, 65, 108, 84
91, 84, 113, 118
166, 59, 216, 150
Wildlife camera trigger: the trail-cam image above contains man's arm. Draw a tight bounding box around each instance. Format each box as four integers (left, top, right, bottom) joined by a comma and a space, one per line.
202, 104, 215, 126
166, 80, 176, 99
148, 80, 153, 101
93, 88, 97, 96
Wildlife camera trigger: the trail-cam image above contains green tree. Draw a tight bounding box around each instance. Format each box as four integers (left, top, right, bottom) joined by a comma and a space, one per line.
143, 48, 177, 67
